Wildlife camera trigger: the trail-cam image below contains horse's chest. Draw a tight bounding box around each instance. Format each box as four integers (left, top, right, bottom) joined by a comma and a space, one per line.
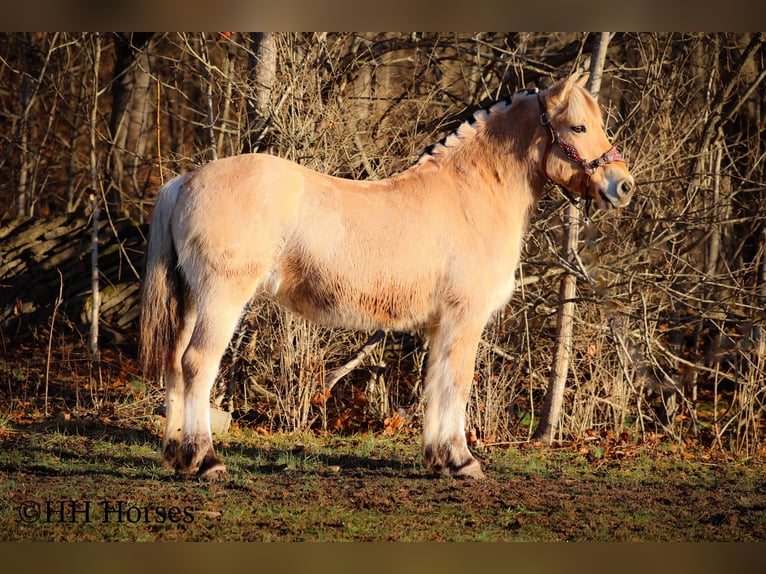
484, 237, 525, 312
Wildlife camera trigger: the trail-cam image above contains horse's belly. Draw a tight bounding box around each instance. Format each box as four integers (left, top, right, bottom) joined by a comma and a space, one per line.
267, 251, 436, 332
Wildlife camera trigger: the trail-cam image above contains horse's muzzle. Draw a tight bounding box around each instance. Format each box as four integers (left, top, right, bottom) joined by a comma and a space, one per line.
598, 172, 635, 209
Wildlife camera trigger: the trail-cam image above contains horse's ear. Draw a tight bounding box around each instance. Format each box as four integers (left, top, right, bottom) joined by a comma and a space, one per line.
546, 73, 590, 108
546, 75, 575, 108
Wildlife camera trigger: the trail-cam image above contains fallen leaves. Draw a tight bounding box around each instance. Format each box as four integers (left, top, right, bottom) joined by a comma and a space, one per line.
310, 388, 331, 406
383, 411, 404, 435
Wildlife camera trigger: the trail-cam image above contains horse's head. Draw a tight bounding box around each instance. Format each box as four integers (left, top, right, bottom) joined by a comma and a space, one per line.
537, 74, 634, 219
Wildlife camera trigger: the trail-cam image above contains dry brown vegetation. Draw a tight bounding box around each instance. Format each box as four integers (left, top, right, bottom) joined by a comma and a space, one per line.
1, 33, 764, 457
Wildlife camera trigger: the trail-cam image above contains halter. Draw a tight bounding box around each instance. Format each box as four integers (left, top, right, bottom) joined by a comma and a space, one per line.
530, 88, 625, 223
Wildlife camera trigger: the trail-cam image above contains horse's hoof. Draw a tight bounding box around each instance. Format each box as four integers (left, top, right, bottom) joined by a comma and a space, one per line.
162, 439, 182, 470
451, 458, 485, 480
197, 460, 228, 481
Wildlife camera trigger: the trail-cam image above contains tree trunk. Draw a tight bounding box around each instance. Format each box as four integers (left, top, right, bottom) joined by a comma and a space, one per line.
105, 32, 156, 215
197, 33, 218, 162
14, 33, 59, 217
89, 193, 100, 357
533, 32, 611, 443
243, 32, 277, 154
88, 34, 102, 357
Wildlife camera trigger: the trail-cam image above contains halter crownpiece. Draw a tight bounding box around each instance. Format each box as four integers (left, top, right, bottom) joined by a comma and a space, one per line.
534, 89, 625, 223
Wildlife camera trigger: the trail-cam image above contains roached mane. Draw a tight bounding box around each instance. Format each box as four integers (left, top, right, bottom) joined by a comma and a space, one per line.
415, 83, 605, 166
417, 99, 513, 164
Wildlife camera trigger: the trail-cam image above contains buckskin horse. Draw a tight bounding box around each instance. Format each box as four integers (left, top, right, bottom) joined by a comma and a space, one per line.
140, 74, 634, 480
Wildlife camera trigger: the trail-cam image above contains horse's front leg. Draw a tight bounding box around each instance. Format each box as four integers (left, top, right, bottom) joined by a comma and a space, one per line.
422, 319, 486, 479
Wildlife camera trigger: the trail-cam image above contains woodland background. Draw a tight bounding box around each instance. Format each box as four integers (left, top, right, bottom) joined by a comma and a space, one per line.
0, 32, 764, 456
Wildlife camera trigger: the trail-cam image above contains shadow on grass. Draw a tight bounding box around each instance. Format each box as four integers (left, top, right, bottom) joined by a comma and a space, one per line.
1, 419, 425, 482
2, 417, 163, 481
8, 416, 159, 445
233, 450, 421, 479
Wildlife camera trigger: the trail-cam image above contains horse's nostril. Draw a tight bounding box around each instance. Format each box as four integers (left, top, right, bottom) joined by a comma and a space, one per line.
621, 180, 634, 196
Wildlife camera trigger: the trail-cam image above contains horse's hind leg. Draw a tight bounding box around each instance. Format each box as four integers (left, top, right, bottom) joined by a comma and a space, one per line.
178, 283, 254, 479
422, 318, 486, 479
162, 289, 196, 471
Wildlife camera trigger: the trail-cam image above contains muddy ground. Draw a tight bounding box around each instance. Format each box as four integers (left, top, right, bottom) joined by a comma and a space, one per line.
1, 422, 764, 542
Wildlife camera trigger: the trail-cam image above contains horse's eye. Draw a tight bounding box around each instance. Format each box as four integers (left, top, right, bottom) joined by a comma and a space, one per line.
571, 125, 587, 134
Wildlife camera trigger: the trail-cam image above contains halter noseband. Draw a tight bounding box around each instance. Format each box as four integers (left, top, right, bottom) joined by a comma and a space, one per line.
532, 88, 625, 223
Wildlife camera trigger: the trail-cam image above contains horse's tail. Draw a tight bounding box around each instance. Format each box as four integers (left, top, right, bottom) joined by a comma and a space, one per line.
140, 175, 186, 381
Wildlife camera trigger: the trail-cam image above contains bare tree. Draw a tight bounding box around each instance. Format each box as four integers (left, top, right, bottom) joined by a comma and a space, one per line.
87, 33, 102, 358
105, 32, 156, 215
12, 33, 59, 217
533, 32, 612, 443
243, 32, 277, 154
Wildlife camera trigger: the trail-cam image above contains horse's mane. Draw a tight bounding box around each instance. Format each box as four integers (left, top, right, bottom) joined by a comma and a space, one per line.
416, 98, 515, 165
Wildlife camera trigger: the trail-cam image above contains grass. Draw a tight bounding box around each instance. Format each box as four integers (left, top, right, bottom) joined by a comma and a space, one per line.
1, 418, 764, 541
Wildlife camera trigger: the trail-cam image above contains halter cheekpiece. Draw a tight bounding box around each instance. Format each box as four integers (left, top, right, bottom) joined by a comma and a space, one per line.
526, 87, 625, 223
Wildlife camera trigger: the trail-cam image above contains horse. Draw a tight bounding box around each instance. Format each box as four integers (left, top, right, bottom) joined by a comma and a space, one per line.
140, 73, 634, 480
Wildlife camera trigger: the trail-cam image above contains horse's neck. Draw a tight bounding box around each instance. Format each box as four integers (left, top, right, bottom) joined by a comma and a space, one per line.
402, 128, 541, 204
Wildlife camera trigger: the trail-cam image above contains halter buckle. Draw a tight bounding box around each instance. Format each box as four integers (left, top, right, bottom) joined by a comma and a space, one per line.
540, 112, 551, 126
